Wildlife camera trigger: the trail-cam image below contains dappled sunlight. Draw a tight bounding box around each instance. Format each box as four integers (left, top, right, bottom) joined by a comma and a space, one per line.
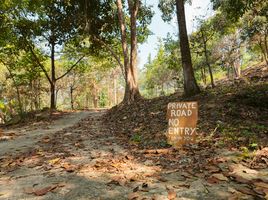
0, 106, 267, 199
0, 0, 267, 199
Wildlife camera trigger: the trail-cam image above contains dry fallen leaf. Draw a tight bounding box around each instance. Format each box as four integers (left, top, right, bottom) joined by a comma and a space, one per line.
108, 176, 126, 186
42, 136, 50, 143
0, 160, 12, 168
128, 192, 139, 200
205, 165, 220, 173
173, 183, 190, 188
180, 172, 192, 179
253, 182, 268, 189
34, 186, 57, 196
207, 176, 220, 184
61, 163, 77, 172
167, 189, 177, 200
253, 187, 265, 196
23, 188, 35, 194
48, 158, 61, 165
158, 177, 168, 182
234, 185, 257, 196
211, 173, 229, 181
24, 184, 59, 196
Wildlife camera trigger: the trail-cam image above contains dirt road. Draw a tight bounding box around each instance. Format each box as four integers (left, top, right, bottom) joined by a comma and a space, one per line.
0, 111, 266, 200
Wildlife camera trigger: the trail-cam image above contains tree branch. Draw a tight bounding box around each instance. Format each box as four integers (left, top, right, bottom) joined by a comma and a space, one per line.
93, 36, 126, 80
0, 59, 23, 115
26, 43, 52, 85
56, 55, 85, 81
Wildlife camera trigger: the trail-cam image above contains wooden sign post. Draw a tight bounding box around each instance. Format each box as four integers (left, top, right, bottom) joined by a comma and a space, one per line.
166, 102, 198, 148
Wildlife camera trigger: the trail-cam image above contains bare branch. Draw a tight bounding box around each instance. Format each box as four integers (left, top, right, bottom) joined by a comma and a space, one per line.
93, 36, 126, 80
26, 43, 52, 85
56, 55, 85, 81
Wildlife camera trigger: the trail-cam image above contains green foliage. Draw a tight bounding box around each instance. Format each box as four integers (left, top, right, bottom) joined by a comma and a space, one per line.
158, 0, 176, 22
99, 91, 108, 107
240, 146, 251, 159
130, 133, 142, 143
0, 98, 19, 123
211, 0, 258, 22
141, 39, 181, 97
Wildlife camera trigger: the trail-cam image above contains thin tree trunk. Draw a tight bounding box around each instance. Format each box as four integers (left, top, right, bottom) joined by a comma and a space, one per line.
201, 66, 206, 85
258, 40, 268, 66
50, 42, 56, 110
201, 30, 215, 88
30, 81, 33, 111
114, 76, 117, 105
234, 60, 241, 78
5, 66, 23, 117
37, 79, 41, 110
34, 80, 39, 110
176, 0, 200, 96
92, 82, 98, 108
264, 33, 268, 65
227, 65, 231, 79
70, 86, 74, 110
207, 62, 215, 87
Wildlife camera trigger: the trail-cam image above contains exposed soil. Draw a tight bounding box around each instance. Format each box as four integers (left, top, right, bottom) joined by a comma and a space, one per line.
0, 108, 267, 199
0, 64, 267, 199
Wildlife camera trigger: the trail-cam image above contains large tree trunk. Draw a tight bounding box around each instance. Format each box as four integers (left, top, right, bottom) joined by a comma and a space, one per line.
50, 42, 56, 110
116, 0, 140, 103
176, 0, 200, 96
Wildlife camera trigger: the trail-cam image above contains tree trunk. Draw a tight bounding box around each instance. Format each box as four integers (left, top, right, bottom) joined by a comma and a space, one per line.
233, 60, 241, 78
227, 65, 231, 79
259, 37, 268, 65
34, 79, 39, 110
50, 42, 56, 110
201, 66, 206, 85
85, 94, 89, 109
92, 82, 98, 108
201, 30, 215, 88
264, 32, 268, 65
176, 0, 200, 96
30, 81, 34, 111
5, 65, 23, 117
116, 0, 140, 103
70, 86, 74, 110
114, 76, 117, 105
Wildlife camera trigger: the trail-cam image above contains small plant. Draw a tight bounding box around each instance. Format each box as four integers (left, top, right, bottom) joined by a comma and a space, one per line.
159, 140, 170, 147
248, 143, 258, 150
215, 140, 225, 148
130, 133, 142, 143
240, 146, 250, 159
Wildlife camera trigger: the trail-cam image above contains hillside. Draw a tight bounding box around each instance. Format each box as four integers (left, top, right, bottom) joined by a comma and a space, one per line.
104, 63, 268, 148
0, 65, 267, 200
